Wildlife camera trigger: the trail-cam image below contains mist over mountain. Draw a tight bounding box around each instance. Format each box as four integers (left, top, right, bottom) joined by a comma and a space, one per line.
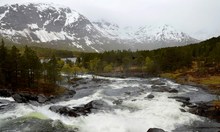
0, 3, 198, 52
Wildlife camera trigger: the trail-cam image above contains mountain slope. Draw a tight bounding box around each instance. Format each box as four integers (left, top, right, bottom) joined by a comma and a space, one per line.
0, 3, 115, 52
0, 3, 198, 52
93, 20, 198, 50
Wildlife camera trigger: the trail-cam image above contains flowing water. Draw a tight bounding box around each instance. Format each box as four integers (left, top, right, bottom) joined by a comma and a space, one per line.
0, 75, 219, 132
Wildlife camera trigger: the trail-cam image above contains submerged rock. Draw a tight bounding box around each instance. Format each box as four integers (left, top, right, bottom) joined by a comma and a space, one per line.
0, 117, 75, 132
113, 99, 123, 105
147, 128, 166, 132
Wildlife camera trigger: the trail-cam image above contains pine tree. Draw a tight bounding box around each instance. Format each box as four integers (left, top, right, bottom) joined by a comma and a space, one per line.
21, 46, 42, 87
0, 39, 8, 85
46, 55, 61, 83
8, 46, 20, 87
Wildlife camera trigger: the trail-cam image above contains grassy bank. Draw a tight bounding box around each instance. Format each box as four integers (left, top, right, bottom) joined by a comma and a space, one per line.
161, 72, 220, 95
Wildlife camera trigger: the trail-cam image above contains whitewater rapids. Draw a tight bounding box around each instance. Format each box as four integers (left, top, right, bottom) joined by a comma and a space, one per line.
0, 75, 219, 132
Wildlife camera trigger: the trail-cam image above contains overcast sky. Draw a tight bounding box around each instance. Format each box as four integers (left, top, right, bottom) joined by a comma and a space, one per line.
1, 0, 220, 40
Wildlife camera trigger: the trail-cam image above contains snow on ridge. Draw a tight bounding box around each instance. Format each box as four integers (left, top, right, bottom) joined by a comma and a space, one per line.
134, 24, 192, 42
93, 21, 195, 43
92, 20, 136, 40
65, 11, 80, 26
0, 10, 9, 20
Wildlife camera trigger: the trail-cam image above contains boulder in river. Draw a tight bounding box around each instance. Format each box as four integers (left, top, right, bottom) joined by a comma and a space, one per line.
168, 89, 178, 93
189, 101, 220, 122
152, 85, 178, 93
12, 93, 49, 103
37, 94, 47, 103
147, 128, 166, 132
168, 96, 191, 106
49, 105, 80, 117
145, 94, 154, 99
12, 93, 27, 103
49, 100, 110, 117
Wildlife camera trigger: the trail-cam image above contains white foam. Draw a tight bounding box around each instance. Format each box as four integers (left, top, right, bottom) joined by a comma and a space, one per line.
0, 76, 203, 131
74, 93, 201, 132
0, 97, 14, 102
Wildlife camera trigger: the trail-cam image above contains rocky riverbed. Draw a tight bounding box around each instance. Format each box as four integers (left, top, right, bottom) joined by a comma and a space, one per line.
0, 75, 220, 132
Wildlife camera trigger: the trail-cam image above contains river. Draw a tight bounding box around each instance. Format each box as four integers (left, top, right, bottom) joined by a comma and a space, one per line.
0, 75, 219, 132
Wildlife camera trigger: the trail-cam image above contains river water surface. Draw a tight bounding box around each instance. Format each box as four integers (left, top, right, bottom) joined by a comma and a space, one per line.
0, 75, 219, 132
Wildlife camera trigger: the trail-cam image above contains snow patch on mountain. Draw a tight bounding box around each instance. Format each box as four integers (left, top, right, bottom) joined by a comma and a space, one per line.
65, 11, 79, 26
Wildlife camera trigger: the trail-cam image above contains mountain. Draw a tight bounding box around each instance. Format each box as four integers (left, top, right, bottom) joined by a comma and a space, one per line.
93, 20, 198, 50
0, 3, 198, 52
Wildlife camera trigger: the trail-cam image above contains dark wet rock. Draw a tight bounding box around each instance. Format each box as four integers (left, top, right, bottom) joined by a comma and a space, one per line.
187, 104, 197, 108
12, 93, 49, 103
132, 99, 137, 101
50, 90, 76, 103
168, 96, 190, 101
113, 99, 123, 105
0, 117, 75, 132
168, 89, 178, 93
149, 80, 166, 85
189, 101, 220, 122
145, 94, 154, 99
180, 108, 186, 112
49, 106, 80, 117
37, 94, 47, 103
125, 92, 131, 95
147, 128, 165, 132
29, 100, 40, 106
84, 100, 109, 110
12, 93, 27, 103
0, 89, 12, 97
168, 96, 191, 106
152, 85, 178, 93
50, 100, 109, 117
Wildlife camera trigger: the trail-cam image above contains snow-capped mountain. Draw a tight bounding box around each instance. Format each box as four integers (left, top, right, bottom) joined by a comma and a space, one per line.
93, 20, 198, 50
0, 3, 117, 52
0, 3, 198, 52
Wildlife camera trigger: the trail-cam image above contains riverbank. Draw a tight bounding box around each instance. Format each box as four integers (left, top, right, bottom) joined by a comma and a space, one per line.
160, 71, 220, 122
0, 83, 74, 104
160, 72, 220, 95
